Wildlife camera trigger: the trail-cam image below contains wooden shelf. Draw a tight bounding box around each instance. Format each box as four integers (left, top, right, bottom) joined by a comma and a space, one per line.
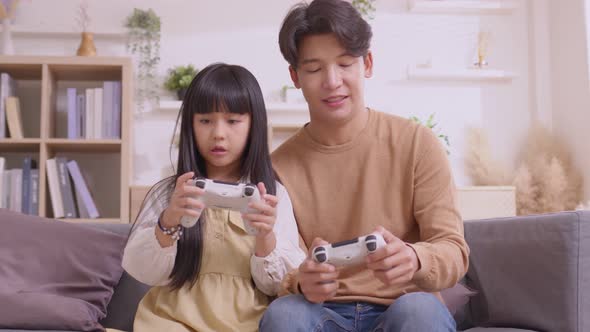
0, 138, 41, 151
408, 0, 517, 15
45, 139, 122, 153
407, 66, 516, 82
1, 25, 126, 39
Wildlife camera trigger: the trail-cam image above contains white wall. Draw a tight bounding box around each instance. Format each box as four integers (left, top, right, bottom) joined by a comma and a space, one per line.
546, 0, 590, 201
9, 0, 543, 190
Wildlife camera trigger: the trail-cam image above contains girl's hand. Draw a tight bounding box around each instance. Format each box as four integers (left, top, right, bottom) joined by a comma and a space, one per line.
161, 172, 206, 228
244, 182, 279, 257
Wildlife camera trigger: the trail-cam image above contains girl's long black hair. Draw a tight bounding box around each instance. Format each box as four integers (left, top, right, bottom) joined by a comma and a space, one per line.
132, 63, 275, 289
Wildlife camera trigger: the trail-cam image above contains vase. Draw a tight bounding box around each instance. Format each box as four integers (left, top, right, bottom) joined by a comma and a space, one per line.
1, 18, 15, 55
77, 32, 97, 56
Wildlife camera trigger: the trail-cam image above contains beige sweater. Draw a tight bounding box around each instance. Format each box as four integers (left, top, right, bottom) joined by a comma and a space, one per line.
271, 108, 469, 305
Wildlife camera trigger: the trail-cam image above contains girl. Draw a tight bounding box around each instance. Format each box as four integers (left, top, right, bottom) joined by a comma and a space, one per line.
122, 63, 306, 332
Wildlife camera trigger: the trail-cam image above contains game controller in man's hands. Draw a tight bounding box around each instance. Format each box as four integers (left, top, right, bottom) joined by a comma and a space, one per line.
312, 233, 386, 267
180, 177, 261, 235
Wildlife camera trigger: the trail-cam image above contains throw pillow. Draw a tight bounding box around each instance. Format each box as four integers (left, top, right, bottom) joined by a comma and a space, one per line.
0, 209, 128, 331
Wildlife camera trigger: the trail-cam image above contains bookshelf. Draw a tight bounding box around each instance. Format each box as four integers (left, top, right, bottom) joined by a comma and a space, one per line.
0, 55, 132, 223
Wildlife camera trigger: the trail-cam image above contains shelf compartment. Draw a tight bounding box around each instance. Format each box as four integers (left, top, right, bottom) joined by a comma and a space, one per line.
43, 152, 121, 220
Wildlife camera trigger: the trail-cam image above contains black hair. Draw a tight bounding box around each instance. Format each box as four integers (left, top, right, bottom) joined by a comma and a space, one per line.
278, 0, 373, 68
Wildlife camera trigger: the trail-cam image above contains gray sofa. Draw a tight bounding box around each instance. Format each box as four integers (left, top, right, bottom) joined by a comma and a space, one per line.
2, 211, 588, 332
459, 210, 590, 332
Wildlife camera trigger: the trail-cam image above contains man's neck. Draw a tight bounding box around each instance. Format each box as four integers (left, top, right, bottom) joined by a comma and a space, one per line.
306, 108, 369, 146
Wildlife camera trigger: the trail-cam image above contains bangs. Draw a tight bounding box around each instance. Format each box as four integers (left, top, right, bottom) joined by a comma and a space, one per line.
186, 66, 252, 115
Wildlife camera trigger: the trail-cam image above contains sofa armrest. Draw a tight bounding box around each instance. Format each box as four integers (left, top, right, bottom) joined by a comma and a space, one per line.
464, 210, 590, 332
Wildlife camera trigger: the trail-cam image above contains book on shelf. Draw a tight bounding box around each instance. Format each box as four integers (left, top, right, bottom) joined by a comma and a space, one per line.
30, 168, 39, 215
9, 168, 22, 213
0, 72, 16, 139
46, 158, 64, 218
46, 157, 100, 219
55, 157, 77, 218
5, 96, 24, 139
66, 88, 77, 139
0, 156, 38, 215
21, 156, 38, 215
64, 83, 121, 140
66, 160, 99, 219
1, 170, 10, 209
77, 93, 86, 138
93, 87, 103, 140
85, 88, 94, 139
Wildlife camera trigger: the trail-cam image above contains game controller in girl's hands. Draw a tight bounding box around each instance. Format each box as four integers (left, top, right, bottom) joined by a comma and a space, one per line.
312, 233, 386, 267
180, 177, 261, 235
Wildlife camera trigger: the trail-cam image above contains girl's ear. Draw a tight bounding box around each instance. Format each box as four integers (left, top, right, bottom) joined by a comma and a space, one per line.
289, 66, 301, 89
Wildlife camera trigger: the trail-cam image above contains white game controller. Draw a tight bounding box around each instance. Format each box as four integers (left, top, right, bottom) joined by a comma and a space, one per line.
180, 177, 261, 235
312, 233, 386, 267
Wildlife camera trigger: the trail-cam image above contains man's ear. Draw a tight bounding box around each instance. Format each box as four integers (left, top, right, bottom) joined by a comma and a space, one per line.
364, 51, 373, 78
289, 66, 301, 89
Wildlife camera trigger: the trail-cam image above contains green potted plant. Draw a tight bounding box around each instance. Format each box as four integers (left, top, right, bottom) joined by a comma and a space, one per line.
409, 113, 451, 154
164, 65, 199, 100
125, 8, 161, 113
352, 0, 376, 20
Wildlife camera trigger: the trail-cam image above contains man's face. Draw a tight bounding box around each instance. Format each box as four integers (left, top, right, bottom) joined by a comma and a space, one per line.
290, 33, 373, 125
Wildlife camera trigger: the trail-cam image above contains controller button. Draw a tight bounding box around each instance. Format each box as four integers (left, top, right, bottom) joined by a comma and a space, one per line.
315, 253, 327, 263
314, 247, 326, 253
244, 187, 255, 196
367, 242, 377, 251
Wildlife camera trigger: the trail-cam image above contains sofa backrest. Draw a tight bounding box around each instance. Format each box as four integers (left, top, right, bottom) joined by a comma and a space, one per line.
463, 210, 590, 332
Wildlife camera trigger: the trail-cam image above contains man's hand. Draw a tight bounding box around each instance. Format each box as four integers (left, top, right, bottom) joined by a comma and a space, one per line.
366, 226, 420, 286
298, 238, 340, 303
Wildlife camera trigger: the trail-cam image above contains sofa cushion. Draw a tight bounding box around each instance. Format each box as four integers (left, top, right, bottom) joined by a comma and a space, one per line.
0, 209, 128, 331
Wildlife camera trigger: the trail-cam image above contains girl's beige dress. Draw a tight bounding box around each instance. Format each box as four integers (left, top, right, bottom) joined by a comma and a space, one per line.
134, 209, 268, 332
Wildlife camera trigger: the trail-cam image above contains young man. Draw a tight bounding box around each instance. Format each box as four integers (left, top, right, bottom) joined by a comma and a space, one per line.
260, 0, 469, 331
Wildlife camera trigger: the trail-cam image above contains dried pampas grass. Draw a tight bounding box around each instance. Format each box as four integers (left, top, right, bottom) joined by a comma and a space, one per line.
464, 127, 511, 186
465, 125, 583, 215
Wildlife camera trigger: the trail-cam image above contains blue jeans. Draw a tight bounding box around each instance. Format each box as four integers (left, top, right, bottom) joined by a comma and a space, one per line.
259, 292, 456, 332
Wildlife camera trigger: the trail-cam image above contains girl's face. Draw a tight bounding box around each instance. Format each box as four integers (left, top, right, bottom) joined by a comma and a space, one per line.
192, 108, 251, 180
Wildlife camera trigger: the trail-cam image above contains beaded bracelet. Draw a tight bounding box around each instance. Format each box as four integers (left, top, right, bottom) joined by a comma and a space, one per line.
157, 212, 183, 241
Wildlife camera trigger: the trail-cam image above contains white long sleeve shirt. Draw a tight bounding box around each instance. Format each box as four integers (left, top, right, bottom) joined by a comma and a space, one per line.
122, 180, 306, 296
